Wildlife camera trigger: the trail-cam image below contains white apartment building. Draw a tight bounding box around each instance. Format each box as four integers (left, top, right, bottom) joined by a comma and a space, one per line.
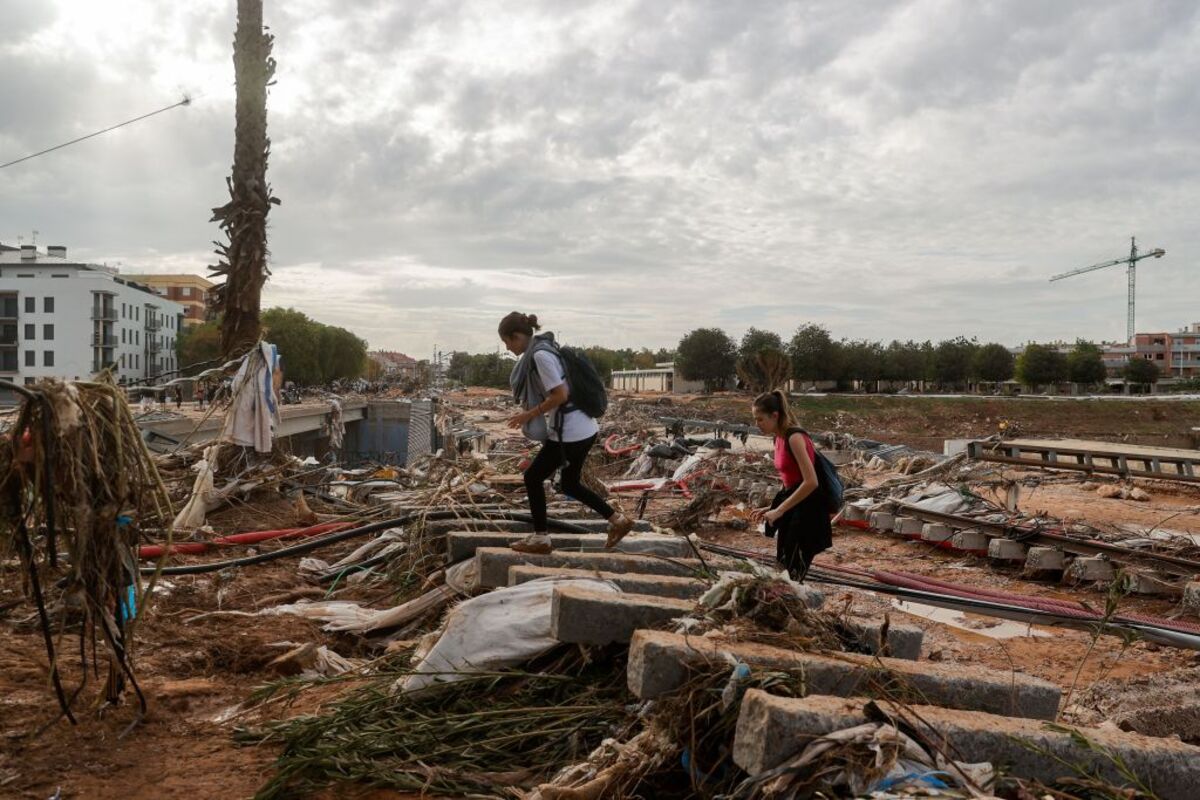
0, 243, 185, 402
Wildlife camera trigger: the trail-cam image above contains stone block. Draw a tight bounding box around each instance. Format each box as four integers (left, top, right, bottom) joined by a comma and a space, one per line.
842, 619, 923, 660
475, 548, 704, 588
920, 522, 955, 543
869, 511, 895, 531
950, 529, 989, 554
1024, 546, 1065, 575
1064, 556, 1115, 584
1182, 582, 1200, 616
892, 516, 924, 537
425, 518, 532, 534
627, 630, 1059, 720
508, 565, 707, 600
987, 538, 1028, 563
551, 586, 693, 645
552, 518, 654, 533
1120, 571, 1178, 597
842, 504, 868, 522
447, 531, 690, 562
732, 691, 1200, 799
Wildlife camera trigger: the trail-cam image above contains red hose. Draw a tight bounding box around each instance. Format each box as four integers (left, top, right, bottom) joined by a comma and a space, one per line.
604, 434, 642, 457
139, 521, 354, 559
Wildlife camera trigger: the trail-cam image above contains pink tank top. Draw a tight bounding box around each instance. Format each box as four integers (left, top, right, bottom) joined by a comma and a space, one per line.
774, 432, 814, 488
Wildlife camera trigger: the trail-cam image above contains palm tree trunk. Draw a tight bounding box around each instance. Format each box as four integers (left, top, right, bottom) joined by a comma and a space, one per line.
209, 0, 278, 357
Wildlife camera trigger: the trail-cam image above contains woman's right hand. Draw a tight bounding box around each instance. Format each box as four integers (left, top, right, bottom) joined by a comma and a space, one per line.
748, 506, 771, 523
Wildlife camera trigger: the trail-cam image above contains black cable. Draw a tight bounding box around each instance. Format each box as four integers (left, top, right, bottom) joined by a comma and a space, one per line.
0, 97, 191, 170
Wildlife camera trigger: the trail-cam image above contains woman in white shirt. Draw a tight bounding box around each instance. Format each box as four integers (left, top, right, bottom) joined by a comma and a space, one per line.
499, 311, 634, 553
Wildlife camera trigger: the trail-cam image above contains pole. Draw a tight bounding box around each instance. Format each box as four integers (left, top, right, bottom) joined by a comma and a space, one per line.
1127, 236, 1137, 343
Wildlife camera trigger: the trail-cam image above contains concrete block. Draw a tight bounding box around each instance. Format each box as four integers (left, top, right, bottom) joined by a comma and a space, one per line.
508, 565, 707, 600
950, 529, 989, 554
475, 548, 704, 589
842, 619, 923, 660
892, 516, 924, 537
1064, 556, 1115, 584
1024, 546, 1065, 575
1182, 582, 1200, 616
868, 511, 895, 531
1120, 571, 1178, 597
446, 531, 691, 562
732, 691, 1200, 799
842, 504, 868, 522
987, 538, 1028, 563
551, 586, 693, 645
425, 518, 532, 534
552, 518, 654, 533
627, 630, 1060, 720
920, 522, 955, 543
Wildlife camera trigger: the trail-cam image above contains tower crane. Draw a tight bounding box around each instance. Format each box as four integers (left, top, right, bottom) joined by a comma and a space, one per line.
1049, 237, 1165, 343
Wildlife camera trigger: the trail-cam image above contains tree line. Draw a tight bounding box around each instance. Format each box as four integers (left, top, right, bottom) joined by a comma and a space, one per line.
445, 346, 676, 389
177, 307, 368, 385
673, 325, 1157, 393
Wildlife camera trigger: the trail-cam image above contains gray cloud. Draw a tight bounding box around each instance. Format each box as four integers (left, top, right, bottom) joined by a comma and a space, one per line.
2, 0, 1198, 356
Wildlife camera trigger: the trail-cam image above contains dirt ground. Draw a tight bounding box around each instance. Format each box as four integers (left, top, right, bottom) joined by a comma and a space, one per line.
2, 390, 1199, 798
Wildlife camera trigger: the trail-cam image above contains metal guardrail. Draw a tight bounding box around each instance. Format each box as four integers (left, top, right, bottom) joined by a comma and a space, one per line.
967, 439, 1199, 483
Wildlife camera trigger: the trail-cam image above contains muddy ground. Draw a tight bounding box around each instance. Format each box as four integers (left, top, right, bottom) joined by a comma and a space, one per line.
2, 391, 1199, 798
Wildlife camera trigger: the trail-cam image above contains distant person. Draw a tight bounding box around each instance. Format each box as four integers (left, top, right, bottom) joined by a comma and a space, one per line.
196, 383, 206, 410
499, 311, 633, 554
174, 386, 183, 409
749, 390, 832, 581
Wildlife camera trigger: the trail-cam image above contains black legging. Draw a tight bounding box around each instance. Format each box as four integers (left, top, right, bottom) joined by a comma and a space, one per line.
524, 434, 615, 532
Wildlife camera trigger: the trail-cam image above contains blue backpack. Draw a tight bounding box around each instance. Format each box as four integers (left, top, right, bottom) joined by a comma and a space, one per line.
786, 427, 844, 514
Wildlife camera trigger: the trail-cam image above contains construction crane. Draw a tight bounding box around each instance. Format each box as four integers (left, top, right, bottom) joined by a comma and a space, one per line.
1050, 237, 1165, 342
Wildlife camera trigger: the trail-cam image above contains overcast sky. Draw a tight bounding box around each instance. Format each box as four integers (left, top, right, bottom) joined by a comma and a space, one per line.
2, 0, 1198, 356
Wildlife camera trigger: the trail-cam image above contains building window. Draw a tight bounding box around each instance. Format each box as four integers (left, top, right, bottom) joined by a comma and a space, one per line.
0, 351, 15, 371
44, 297, 54, 313
24, 376, 35, 386
0, 296, 18, 317
44, 351, 54, 367
135, 354, 139, 369
24, 296, 35, 313
181, 287, 192, 297
24, 324, 34, 340
136, 330, 140, 345
25, 350, 35, 367
43, 324, 53, 341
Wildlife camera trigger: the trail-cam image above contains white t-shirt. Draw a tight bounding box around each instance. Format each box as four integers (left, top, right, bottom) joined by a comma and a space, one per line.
533, 349, 600, 443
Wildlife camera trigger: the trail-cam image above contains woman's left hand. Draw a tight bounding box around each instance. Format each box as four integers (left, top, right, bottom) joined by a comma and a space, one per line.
763, 508, 784, 526
507, 409, 536, 429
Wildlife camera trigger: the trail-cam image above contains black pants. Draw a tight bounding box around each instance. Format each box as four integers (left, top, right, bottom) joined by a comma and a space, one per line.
524, 435, 614, 532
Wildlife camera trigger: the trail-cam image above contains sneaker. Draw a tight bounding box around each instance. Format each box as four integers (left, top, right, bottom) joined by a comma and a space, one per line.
604, 514, 635, 549
510, 534, 553, 555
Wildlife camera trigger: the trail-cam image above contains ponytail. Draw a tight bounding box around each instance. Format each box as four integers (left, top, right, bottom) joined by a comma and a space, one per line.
498, 311, 542, 338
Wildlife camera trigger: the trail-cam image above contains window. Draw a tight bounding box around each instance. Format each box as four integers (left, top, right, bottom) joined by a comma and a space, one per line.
135, 354, 139, 369
0, 351, 15, 371
181, 286, 192, 297
122, 328, 127, 344
1156, 353, 1164, 360
25, 351, 35, 367
1, 296, 17, 317
24, 297, 34, 313
43, 297, 54, 313
122, 303, 126, 319
43, 324, 54, 341
24, 324, 34, 340
24, 377, 35, 386
43, 351, 54, 367
136, 330, 140, 345
121, 353, 126, 368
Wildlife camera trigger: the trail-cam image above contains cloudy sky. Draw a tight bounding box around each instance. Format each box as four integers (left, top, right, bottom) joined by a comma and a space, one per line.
2, 0, 1198, 355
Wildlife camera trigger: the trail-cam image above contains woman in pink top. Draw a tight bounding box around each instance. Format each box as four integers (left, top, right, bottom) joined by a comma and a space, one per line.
750, 389, 832, 580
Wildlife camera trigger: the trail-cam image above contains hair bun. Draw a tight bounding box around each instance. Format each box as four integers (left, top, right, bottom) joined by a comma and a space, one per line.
527, 314, 540, 330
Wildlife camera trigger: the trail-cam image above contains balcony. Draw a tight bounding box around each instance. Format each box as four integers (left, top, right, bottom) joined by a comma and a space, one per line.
145, 318, 162, 331
147, 338, 162, 353
91, 308, 118, 321
92, 333, 118, 347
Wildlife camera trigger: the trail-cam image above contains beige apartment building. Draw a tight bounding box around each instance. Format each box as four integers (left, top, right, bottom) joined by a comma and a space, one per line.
124, 274, 214, 328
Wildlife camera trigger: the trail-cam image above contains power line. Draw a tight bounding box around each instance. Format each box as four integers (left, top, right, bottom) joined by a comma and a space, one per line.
0, 96, 192, 170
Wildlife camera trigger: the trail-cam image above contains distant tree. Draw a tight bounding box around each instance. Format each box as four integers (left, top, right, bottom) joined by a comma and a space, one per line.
447, 351, 472, 384
788, 324, 837, 383
881, 340, 930, 384
839, 339, 884, 390
676, 328, 737, 391
1067, 340, 1108, 386
582, 346, 622, 380
737, 328, 787, 392
365, 357, 384, 381
631, 349, 657, 369
261, 307, 368, 385
176, 321, 223, 375
1124, 357, 1159, 390
932, 337, 978, 388
1015, 344, 1068, 390
653, 347, 675, 363
971, 343, 1015, 384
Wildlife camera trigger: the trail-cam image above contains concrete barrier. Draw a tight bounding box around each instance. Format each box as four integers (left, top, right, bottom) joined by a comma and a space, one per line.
475, 548, 704, 588
1024, 546, 1065, 577
732, 691, 1200, 799
842, 619, 924, 660
987, 538, 1028, 563
627, 630, 1059, 719
446, 531, 691, 562
551, 586, 693, 645
508, 565, 707, 599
